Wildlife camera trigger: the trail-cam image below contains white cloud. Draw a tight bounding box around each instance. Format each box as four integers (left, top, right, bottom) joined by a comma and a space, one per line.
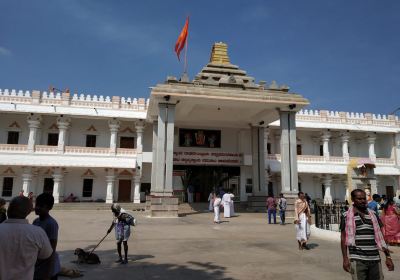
0, 47, 11, 56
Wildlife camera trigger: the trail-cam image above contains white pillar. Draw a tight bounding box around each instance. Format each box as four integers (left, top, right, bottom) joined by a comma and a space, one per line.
108, 119, 120, 155
264, 128, 270, 191
321, 130, 331, 161
165, 104, 175, 194
341, 132, 350, 160
22, 167, 33, 194
154, 104, 167, 195
150, 121, 158, 193
57, 116, 70, 154
367, 133, 376, 161
135, 121, 145, 153
105, 169, 116, 203
280, 111, 298, 193
323, 174, 333, 205
133, 174, 141, 204
27, 115, 42, 153
52, 168, 64, 204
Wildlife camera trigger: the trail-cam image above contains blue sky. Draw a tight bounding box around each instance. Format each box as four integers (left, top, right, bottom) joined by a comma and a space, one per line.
0, 0, 399, 114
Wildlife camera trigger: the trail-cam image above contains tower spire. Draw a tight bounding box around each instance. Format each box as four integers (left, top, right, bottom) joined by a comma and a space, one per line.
209, 42, 230, 64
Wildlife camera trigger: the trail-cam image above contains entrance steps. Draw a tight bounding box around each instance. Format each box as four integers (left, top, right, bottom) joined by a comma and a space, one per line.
52, 202, 146, 211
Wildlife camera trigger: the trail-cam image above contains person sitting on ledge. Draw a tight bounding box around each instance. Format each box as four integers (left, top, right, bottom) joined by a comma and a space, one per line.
64, 193, 78, 202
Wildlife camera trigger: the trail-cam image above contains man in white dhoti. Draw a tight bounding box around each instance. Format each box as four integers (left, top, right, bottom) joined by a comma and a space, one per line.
294, 192, 311, 250
229, 193, 235, 217
208, 191, 214, 212
187, 185, 194, 203
213, 194, 222, 223
222, 192, 234, 218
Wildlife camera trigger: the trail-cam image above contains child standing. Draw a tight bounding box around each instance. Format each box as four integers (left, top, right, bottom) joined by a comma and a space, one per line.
33, 193, 61, 280
107, 203, 132, 264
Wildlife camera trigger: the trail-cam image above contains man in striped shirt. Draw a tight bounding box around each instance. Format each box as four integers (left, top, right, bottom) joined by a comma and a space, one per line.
340, 189, 394, 280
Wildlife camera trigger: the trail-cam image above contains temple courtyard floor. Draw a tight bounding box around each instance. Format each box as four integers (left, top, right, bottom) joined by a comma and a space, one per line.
27, 209, 399, 280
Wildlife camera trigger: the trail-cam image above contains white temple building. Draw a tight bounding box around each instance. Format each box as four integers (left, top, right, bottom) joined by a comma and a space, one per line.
0, 43, 399, 212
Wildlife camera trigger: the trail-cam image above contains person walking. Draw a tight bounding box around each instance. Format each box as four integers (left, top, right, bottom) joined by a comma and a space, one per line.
381, 197, 400, 246
107, 203, 133, 264
213, 193, 222, 224
278, 193, 287, 225
266, 195, 277, 224
367, 194, 381, 217
207, 191, 214, 212
295, 192, 311, 250
33, 193, 61, 280
340, 189, 394, 280
0, 196, 52, 280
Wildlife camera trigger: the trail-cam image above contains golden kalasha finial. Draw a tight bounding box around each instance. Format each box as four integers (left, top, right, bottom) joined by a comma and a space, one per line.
209, 42, 230, 64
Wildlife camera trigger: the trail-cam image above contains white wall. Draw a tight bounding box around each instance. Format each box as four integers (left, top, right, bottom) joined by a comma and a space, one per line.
0, 113, 30, 144
68, 118, 110, 147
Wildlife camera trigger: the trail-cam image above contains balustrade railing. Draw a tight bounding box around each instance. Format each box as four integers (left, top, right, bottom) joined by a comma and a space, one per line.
64, 146, 110, 155
0, 144, 27, 152
314, 201, 348, 231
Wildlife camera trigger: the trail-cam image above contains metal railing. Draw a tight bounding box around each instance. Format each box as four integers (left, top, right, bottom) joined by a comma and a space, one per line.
314, 201, 348, 231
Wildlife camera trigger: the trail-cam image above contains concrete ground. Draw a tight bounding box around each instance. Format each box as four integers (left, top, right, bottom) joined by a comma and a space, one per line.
27, 209, 399, 280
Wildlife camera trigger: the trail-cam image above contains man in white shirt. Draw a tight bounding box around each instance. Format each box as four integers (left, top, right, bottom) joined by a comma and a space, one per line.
0, 196, 53, 280
222, 192, 234, 218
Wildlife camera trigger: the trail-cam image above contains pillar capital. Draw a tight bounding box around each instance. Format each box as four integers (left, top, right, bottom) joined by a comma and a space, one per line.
27, 114, 42, 128
321, 130, 331, 141
367, 133, 376, 144
108, 118, 120, 132
135, 120, 145, 132
56, 116, 71, 130
341, 132, 350, 142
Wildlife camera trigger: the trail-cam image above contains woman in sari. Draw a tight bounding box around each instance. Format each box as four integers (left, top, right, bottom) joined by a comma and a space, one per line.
294, 192, 311, 250
381, 198, 400, 246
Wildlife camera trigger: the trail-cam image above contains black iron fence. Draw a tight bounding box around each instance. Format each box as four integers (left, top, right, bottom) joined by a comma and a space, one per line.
314, 201, 348, 231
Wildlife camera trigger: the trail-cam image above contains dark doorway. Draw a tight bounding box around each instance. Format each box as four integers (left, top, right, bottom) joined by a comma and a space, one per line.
43, 178, 54, 194
7, 131, 19, 144
118, 180, 131, 202
47, 133, 59, 146
174, 165, 240, 202
386, 186, 394, 199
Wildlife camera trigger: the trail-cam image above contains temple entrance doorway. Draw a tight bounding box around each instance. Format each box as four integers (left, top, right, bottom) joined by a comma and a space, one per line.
118, 180, 132, 202
174, 165, 240, 202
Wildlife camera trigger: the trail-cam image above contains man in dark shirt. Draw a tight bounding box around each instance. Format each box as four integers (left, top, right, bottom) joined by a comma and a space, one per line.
33, 193, 60, 280
340, 189, 394, 280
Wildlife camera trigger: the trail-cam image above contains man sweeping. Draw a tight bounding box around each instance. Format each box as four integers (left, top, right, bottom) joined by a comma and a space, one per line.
107, 204, 135, 264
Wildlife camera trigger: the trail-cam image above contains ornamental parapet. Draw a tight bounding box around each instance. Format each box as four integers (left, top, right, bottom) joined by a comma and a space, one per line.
0, 88, 149, 112
296, 109, 399, 128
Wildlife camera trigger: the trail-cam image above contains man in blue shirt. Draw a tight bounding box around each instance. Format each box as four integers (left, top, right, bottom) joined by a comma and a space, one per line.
367, 194, 381, 217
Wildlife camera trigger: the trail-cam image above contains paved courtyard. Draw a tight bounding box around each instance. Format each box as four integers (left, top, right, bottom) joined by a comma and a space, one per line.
27, 209, 399, 280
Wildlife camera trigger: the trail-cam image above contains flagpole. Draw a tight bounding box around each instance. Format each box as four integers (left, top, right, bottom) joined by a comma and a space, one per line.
183, 25, 188, 74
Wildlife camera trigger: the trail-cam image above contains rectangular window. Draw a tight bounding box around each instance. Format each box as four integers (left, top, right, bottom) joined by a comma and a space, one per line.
47, 133, 59, 146
7, 131, 19, 144
82, 179, 93, 197
120, 137, 135, 149
298, 183, 302, 192
267, 143, 271, 154
297, 144, 302, 155
86, 135, 97, 147
2, 177, 13, 197
43, 178, 54, 194
319, 145, 323, 156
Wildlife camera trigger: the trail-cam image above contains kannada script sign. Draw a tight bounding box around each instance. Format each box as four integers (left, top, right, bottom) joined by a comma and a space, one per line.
173, 151, 243, 166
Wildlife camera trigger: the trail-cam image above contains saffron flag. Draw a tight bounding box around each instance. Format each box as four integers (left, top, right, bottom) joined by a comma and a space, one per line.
175, 17, 189, 61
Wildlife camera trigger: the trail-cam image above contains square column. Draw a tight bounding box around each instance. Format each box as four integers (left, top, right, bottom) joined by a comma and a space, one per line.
280, 111, 298, 193
151, 121, 158, 191
154, 103, 167, 195
251, 126, 260, 195
321, 130, 331, 161
323, 174, 333, 205
165, 104, 175, 194
134, 174, 141, 204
